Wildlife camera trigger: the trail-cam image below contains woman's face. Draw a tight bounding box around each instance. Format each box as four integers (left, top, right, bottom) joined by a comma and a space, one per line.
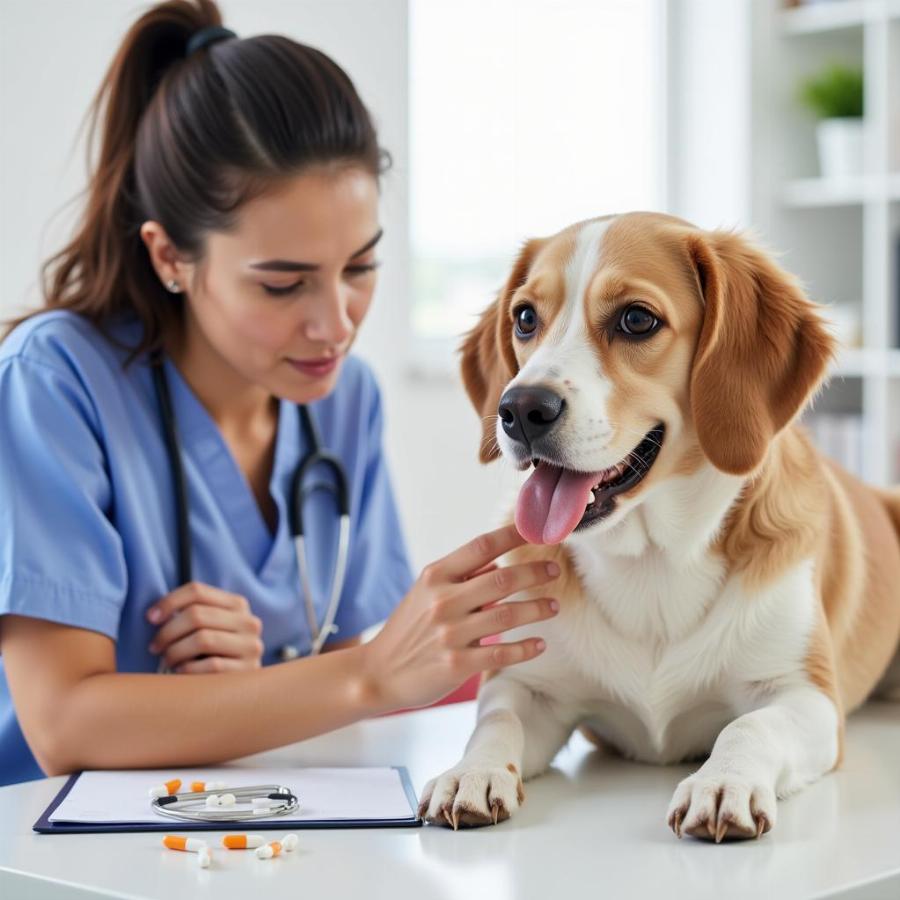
181, 165, 381, 405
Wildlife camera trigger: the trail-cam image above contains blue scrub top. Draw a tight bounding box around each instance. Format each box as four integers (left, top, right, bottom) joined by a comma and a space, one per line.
0, 310, 414, 786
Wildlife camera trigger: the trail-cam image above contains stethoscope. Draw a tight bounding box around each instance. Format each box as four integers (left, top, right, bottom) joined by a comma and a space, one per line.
151, 357, 351, 661
152, 784, 299, 823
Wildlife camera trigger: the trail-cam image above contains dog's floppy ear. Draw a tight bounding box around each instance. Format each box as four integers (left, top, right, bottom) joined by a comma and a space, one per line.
460, 238, 544, 463
686, 230, 836, 475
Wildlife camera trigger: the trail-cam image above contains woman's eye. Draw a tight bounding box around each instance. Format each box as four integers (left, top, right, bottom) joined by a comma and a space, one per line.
344, 262, 380, 278
262, 281, 305, 297
617, 304, 660, 338
515, 304, 539, 338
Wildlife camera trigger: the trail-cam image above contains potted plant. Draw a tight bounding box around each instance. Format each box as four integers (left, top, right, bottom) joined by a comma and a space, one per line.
799, 62, 864, 179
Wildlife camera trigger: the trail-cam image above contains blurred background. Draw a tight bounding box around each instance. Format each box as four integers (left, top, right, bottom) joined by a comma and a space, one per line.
1, 0, 899, 572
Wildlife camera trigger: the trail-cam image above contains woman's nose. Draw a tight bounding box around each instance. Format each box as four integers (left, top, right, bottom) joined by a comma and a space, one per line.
304, 285, 354, 345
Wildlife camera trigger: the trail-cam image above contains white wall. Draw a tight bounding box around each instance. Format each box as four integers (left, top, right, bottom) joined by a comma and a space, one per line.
665, 0, 752, 230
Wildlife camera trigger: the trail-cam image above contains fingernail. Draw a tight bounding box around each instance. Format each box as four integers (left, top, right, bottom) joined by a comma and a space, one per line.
535, 639, 546, 652
549, 600, 560, 613
546, 562, 560, 577
147, 608, 161, 624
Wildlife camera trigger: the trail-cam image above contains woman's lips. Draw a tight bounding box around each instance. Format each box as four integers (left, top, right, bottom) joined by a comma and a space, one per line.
287, 355, 340, 377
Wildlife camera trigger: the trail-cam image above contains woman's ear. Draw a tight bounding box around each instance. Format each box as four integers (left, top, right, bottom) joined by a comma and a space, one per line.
459, 238, 545, 463
687, 230, 836, 475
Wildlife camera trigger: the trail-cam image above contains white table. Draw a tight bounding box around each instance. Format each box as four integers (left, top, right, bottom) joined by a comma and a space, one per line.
1, 700, 899, 900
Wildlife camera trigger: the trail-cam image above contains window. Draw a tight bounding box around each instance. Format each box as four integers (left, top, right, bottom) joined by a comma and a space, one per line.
409, 0, 666, 366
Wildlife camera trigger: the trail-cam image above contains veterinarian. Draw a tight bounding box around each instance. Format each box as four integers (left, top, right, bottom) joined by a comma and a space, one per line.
0, 0, 561, 787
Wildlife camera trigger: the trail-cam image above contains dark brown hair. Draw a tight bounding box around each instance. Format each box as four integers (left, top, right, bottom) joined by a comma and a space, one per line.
6, 0, 388, 357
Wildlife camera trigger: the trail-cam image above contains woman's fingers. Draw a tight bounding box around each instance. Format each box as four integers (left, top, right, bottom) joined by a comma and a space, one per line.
162, 629, 263, 671
146, 581, 249, 625
451, 596, 559, 647
467, 636, 547, 671
448, 559, 560, 616
149, 604, 260, 654
434, 523, 526, 582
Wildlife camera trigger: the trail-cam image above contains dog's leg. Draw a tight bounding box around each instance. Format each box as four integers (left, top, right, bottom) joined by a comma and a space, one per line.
419, 676, 575, 828
666, 686, 840, 842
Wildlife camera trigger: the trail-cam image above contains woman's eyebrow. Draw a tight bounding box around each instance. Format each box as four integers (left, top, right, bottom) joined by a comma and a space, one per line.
248, 229, 384, 273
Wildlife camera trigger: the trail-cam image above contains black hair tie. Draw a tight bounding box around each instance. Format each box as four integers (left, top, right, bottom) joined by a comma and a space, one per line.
185, 25, 237, 56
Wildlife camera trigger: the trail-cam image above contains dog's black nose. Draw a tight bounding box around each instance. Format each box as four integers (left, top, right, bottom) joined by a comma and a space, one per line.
498, 386, 566, 446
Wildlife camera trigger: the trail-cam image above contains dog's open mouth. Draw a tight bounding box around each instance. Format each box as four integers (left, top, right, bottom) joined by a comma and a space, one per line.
515, 424, 666, 545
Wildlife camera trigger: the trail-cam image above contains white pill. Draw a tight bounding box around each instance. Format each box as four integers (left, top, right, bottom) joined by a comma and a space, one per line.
149, 785, 167, 799
255, 844, 274, 859
252, 797, 275, 808
205, 795, 221, 808
282, 833, 299, 852
219, 793, 236, 806
208, 781, 227, 791
197, 846, 212, 868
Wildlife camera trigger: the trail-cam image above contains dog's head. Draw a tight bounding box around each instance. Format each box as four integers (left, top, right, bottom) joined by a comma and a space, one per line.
460, 212, 836, 545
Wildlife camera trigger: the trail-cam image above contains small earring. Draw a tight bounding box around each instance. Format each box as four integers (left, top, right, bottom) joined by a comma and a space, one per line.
166, 280, 181, 294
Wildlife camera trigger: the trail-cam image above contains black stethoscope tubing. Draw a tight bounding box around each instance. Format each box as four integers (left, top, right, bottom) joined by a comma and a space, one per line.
150, 357, 350, 658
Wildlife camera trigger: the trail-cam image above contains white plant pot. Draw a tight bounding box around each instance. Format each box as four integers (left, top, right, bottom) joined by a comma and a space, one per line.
816, 117, 864, 179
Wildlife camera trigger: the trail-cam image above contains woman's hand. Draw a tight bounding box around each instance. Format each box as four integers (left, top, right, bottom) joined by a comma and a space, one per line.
358, 523, 560, 713
146, 582, 264, 674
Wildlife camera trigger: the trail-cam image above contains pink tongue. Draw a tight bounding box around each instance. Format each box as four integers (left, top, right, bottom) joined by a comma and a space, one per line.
515, 464, 600, 545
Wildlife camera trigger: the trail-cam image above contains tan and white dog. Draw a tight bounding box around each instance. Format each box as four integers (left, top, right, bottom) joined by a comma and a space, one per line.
418, 212, 900, 841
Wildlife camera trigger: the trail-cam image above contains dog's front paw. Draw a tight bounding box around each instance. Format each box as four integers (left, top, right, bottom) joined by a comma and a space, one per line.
418, 762, 525, 829
666, 772, 776, 842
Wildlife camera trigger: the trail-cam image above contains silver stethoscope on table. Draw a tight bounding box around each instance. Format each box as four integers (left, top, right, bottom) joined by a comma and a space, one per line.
152, 784, 299, 823
151, 357, 351, 661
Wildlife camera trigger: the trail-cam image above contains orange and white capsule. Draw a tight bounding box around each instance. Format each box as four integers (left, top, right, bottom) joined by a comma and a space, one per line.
149, 778, 182, 799
222, 833, 265, 850
162, 835, 208, 853
255, 840, 283, 860
190, 780, 227, 793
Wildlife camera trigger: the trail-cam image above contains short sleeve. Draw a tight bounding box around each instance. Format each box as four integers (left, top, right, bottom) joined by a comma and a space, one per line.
326, 371, 414, 644
0, 355, 127, 638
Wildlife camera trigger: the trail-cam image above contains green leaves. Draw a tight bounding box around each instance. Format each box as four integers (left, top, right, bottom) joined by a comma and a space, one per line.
799, 63, 864, 119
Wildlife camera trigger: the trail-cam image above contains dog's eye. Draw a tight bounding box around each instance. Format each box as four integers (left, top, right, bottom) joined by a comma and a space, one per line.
617, 305, 660, 338
515, 305, 539, 339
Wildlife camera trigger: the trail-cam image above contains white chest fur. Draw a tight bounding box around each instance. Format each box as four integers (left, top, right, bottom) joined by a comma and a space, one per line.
513, 538, 819, 765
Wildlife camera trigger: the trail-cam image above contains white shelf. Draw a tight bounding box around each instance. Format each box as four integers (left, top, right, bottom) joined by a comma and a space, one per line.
783, 174, 900, 207
829, 347, 900, 378
780, 0, 900, 35
780, 1, 867, 35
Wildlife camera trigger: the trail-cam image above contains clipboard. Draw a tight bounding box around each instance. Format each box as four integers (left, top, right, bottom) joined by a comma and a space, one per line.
34, 766, 422, 833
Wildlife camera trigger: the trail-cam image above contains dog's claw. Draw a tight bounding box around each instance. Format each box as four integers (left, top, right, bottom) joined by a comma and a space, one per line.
715, 818, 728, 844
450, 808, 460, 831
671, 810, 683, 838
755, 814, 768, 839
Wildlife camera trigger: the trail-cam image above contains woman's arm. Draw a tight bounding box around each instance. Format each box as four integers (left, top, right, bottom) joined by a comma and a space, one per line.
0, 615, 379, 775
1, 523, 560, 776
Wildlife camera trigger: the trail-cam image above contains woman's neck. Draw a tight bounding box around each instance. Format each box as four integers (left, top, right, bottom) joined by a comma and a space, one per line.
166, 319, 277, 439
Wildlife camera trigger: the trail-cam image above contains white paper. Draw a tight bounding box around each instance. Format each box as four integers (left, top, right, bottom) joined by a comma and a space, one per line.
49, 766, 415, 824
